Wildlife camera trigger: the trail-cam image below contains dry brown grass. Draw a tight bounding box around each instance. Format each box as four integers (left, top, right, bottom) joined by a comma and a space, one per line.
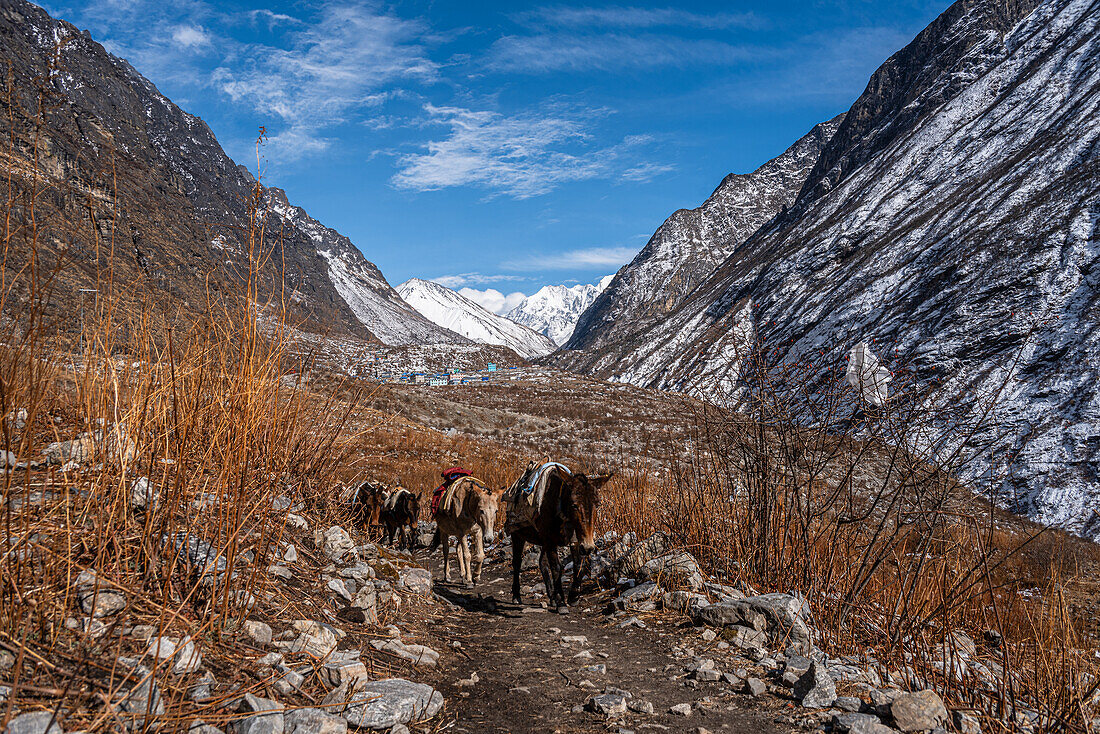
591, 344, 1100, 732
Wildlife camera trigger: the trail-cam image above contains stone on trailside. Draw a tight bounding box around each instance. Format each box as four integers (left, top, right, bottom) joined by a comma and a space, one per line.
890, 690, 949, 732
585, 692, 628, 716
283, 707, 347, 734
793, 662, 836, 709
243, 620, 273, 647
327, 679, 443, 730
5, 711, 64, 734
398, 567, 432, 594
321, 526, 357, 563
669, 703, 693, 716
233, 693, 284, 734
694, 593, 814, 653
833, 712, 894, 734
369, 638, 440, 667
638, 551, 706, 591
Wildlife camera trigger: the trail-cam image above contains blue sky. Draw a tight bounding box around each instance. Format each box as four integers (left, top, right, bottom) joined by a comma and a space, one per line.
46, 0, 947, 309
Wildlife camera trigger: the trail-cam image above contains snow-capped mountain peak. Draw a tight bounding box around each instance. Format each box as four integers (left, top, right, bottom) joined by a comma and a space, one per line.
505, 276, 613, 346
397, 279, 557, 359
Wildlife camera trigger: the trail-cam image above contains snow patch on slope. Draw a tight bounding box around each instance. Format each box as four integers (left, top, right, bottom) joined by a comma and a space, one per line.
506, 276, 613, 345
397, 279, 557, 358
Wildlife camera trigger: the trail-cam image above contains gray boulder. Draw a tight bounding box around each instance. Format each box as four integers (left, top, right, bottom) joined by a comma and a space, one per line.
110, 659, 166, 730
585, 692, 629, 716
614, 532, 669, 578
890, 690, 948, 732
398, 568, 431, 594
284, 708, 347, 734
694, 593, 814, 653
832, 713, 893, 734
661, 590, 710, 616
638, 551, 705, 591
613, 581, 661, 611
5, 711, 63, 734
369, 638, 439, 667
793, 661, 836, 709
232, 694, 284, 734
321, 527, 356, 563
130, 477, 157, 512
327, 679, 443, 730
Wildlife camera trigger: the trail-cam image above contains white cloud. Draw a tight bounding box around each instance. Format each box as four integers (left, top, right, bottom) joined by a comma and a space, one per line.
247, 9, 301, 27
431, 273, 521, 287
502, 246, 636, 271
457, 287, 527, 314
392, 104, 661, 198
620, 161, 675, 182
488, 34, 762, 74
171, 25, 211, 48
516, 6, 763, 30
212, 2, 436, 154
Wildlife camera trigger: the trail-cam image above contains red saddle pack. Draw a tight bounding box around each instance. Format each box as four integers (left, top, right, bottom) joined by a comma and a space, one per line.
431, 467, 472, 516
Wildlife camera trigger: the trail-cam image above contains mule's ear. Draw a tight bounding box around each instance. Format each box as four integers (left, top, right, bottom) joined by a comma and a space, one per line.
588, 472, 615, 490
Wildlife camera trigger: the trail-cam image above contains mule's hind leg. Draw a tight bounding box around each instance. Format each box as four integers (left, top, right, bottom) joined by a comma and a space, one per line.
537, 548, 554, 602
441, 534, 453, 583
511, 537, 525, 604
568, 545, 587, 604
547, 545, 567, 611
471, 531, 485, 583
457, 535, 473, 587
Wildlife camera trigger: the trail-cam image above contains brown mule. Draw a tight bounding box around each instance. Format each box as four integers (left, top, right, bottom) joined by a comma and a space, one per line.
380, 487, 421, 550
431, 476, 502, 588
506, 463, 611, 611
350, 481, 388, 538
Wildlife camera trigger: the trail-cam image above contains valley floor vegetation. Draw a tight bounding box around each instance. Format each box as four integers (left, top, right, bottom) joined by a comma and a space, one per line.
1, 74, 1098, 734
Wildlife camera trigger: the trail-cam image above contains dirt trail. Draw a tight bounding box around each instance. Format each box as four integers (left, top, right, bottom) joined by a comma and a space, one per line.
412, 548, 787, 734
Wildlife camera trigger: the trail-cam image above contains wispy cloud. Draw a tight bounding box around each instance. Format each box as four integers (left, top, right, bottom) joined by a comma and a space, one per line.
212, 3, 435, 154
431, 273, 523, 287
515, 6, 763, 31
392, 104, 665, 198
502, 246, 636, 271
487, 34, 763, 74
620, 161, 675, 182
246, 9, 301, 28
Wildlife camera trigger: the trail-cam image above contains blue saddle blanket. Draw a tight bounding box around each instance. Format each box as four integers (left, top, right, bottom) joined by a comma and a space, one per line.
520, 462, 571, 495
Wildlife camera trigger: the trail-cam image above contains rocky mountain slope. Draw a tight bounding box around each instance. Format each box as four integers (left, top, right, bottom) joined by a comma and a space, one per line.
505, 276, 613, 345
0, 0, 463, 346
553, 0, 1100, 537
555, 116, 843, 363
397, 279, 557, 358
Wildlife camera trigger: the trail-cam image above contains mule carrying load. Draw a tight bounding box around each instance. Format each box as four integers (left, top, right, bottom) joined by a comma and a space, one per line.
429, 467, 501, 588
503, 460, 571, 533
380, 486, 420, 550
505, 460, 611, 611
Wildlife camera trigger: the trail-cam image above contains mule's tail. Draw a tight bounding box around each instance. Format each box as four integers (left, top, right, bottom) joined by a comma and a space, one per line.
428, 529, 441, 551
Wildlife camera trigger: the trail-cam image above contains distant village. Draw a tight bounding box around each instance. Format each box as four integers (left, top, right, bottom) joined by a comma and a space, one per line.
381, 362, 512, 387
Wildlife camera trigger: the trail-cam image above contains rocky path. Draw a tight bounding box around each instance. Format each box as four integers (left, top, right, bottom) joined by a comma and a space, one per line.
413, 550, 786, 734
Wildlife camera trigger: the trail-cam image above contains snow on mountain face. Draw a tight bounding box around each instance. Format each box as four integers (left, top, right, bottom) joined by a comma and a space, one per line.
397, 279, 557, 358
0, 0, 461, 347
505, 276, 613, 346
556, 116, 843, 365
264, 189, 467, 346
556, 0, 1100, 537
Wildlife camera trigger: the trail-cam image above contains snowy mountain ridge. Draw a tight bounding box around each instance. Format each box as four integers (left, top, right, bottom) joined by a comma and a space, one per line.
263, 189, 467, 346
505, 276, 613, 346
557, 115, 844, 364
552, 0, 1100, 537
397, 279, 557, 359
